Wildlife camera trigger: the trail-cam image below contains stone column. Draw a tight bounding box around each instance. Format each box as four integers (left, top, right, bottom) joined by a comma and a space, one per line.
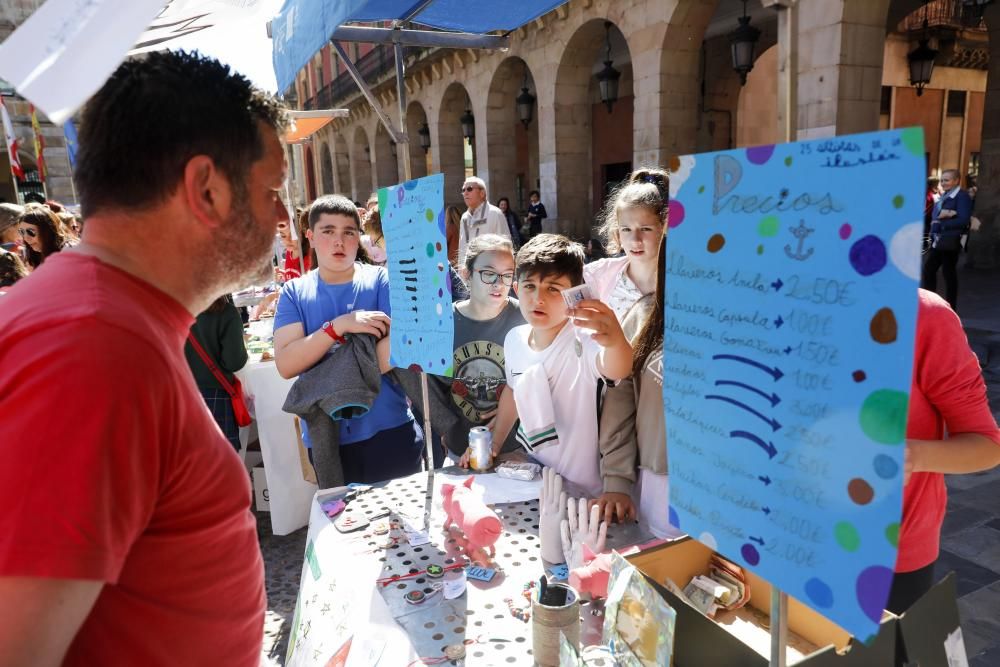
970, 3, 1000, 269
794, 0, 890, 139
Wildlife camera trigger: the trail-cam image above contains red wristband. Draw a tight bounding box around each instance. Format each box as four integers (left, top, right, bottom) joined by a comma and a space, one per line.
322, 321, 346, 344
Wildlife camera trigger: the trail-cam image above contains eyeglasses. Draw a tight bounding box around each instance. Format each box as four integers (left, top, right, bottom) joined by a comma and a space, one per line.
18, 227, 37, 238
476, 269, 514, 286
461, 186, 481, 193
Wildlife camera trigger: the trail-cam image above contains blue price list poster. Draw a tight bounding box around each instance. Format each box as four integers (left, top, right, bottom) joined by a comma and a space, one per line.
663, 128, 925, 640
379, 173, 454, 376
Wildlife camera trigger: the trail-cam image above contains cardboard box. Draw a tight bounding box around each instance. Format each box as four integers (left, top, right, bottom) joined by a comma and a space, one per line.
627, 537, 896, 665
253, 466, 270, 512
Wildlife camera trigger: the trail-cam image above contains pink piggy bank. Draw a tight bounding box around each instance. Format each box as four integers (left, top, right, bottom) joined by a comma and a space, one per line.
440, 476, 503, 558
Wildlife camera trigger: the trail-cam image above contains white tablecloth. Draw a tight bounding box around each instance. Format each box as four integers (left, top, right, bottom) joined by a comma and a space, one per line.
239, 359, 316, 535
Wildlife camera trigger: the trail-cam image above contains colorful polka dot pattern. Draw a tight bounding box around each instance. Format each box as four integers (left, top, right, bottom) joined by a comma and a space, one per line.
381, 175, 454, 376
665, 128, 924, 641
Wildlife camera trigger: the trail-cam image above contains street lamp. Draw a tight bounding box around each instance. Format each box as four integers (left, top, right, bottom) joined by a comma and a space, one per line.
907, 19, 937, 97
516, 70, 536, 128
460, 108, 475, 144
730, 0, 761, 86
418, 122, 431, 153
595, 21, 620, 114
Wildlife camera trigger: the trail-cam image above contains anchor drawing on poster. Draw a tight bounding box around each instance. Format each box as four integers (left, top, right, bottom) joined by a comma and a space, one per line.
379, 173, 455, 377
663, 128, 926, 641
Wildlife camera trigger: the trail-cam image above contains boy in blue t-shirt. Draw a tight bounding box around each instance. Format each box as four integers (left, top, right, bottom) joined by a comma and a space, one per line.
273, 195, 423, 484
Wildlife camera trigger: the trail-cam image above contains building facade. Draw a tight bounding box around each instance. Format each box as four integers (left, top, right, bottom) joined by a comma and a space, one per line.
290, 0, 1000, 267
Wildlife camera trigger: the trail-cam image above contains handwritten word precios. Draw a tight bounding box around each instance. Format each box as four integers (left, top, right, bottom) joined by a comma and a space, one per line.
713, 155, 844, 217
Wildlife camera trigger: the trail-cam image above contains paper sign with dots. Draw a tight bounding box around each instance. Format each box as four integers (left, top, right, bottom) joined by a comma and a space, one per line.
663, 128, 925, 641
379, 174, 454, 377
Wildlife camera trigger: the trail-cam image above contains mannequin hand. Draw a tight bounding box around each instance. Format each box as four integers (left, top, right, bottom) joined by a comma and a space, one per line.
539, 467, 567, 563
560, 497, 608, 570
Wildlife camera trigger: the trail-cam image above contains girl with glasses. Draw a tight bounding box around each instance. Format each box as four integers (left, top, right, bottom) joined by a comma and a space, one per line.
434, 234, 525, 467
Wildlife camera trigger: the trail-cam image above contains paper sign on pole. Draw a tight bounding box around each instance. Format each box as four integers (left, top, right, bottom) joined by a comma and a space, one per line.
378, 174, 454, 377
663, 128, 925, 640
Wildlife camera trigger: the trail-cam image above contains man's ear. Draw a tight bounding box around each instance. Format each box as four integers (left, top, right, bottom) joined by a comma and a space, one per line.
183, 155, 232, 228
305, 228, 314, 243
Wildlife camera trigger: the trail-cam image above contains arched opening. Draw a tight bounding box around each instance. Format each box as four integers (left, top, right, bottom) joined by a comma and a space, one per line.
334, 133, 350, 196
553, 19, 634, 238
351, 126, 373, 202
406, 101, 430, 180
486, 56, 540, 217
702, 0, 776, 151
304, 144, 316, 201
319, 141, 334, 195
373, 122, 397, 189
438, 82, 475, 206
736, 44, 779, 147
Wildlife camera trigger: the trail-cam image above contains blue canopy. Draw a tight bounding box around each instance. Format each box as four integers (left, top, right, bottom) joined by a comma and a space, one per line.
271, 0, 567, 94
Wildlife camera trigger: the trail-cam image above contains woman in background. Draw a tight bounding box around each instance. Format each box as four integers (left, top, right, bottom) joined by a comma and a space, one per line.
185, 295, 249, 451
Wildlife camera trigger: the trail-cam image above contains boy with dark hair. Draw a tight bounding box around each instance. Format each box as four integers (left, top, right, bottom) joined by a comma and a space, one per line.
500, 234, 632, 496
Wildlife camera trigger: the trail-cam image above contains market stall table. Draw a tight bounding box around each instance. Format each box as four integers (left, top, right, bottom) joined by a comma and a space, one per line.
285, 469, 656, 666
237, 315, 316, 535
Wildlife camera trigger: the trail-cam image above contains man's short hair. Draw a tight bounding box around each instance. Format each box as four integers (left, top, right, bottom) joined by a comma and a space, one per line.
515, 233, 585, 287
463, 176, 487, 198
529, 190, 540, 199
75, 50, 289, 219
941, 169, 961, 182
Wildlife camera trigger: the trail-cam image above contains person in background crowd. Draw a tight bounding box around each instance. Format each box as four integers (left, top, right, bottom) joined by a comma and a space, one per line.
967, 178, 977, 206
446, 205, 461, 266
525, 189, 547, 238
361, 204, 387, 266
0, 50, 288, 666
923, 177, 939, 240
275, 211, 310, 282
60, 211, 82, 238
273, 194, 424, 484
445, 205, 466, 302
0, 203, 24, 253
18, 203, 73, 270
585, 168, 668, 321
185, 294, 249, 451
922, 168, 972, 311
458, 176, 510, 266
0, 250, 28, 295
585, 237, 606, 263
497, 197, 522, 250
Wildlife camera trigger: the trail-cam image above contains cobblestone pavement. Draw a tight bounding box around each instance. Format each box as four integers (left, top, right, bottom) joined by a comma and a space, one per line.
258, 511, 306, 666
257, 266, 1000, 666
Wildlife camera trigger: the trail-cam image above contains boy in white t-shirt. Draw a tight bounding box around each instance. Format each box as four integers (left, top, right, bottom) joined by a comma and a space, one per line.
499, 234, 633, 497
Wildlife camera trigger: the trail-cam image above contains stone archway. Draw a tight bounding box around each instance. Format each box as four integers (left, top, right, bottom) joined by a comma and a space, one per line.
373, 122, 397, 189
552, 18, 634, 237
438, 82, 475, 205
334, 133, 350, 196
486, 56, 540, 215
406, 101, 430, 180
351, 125, 373, 202
319, 141, 334, 195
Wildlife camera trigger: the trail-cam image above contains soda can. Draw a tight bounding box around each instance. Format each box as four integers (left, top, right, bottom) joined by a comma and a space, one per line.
468, 426, 493, 471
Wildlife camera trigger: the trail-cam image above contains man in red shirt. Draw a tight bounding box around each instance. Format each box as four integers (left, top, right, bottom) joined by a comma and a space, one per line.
0, 51, 288, 665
